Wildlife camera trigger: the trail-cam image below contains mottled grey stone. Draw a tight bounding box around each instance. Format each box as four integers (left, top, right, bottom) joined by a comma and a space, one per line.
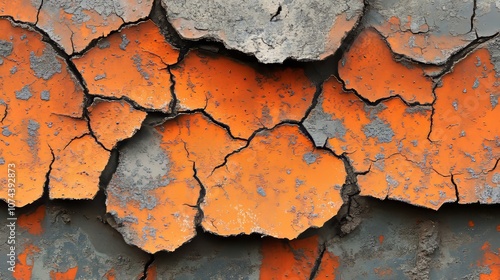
163, 0, 364, 63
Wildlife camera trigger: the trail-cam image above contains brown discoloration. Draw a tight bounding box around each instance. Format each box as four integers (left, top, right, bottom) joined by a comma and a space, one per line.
88, 99, 147, 150
172, 51, 316, 139
202, 124, 346, 238
73, 20, 179, 112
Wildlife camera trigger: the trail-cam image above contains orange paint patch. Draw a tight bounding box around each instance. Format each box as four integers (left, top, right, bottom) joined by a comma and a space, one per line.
73, 20, 179, 112
431, 47, 500, 204
0, 18, 95, 206
379, 235, 385, 244
88, 99, 147, 150
339, 28, 434, 104
497, 225, 500, 232
35, 0, 153, 54
0, 0, 40, 22
172, 51, 316, 139
314, 251, 340, 279
50, 266, 78, 280
260, 236, 320, 279
12, 244, 40, 280
18, 205, 46, 235
202, 124, 346, 238
104, 268, 116, 280
49, 135, 110, 199
469, 220, 475, 228
107, 113, 244, 253
479, 242, 500, 280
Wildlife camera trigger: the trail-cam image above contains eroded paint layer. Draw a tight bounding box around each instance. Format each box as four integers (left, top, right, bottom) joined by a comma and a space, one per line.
0, 0, 41, 22
107, 113, 244, 253
431, 39, 500, 204
88, 99, 147, 150
172, 51, 316, 139
479, 242, 500, 279
201, 124, 346, 238
339, 28, 434, 104
0, 19, 99, 206
260, 236, 320, 279
367, 0, 479, 64
19, 0, 152, 54
163, 0, 364, 63
49, 135, 110, 200
73, 20, 178, 112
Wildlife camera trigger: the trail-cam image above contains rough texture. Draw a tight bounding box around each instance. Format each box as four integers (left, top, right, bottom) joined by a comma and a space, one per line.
73, 20, 179, 112
172, 50, 316, 139
163, 0, 364, 63
201, 124, 346, 238
88, 99, 147, 150
367, 0, 500, 64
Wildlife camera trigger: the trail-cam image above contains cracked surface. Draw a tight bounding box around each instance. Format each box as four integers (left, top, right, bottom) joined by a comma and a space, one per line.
73, 20, 178, 112
172, 50, 316, 139
163, 0, 364, 63
201, 124, 346, 238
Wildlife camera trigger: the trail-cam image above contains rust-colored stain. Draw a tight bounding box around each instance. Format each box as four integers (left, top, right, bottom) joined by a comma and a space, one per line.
314, 251, 340, 279
49, 135, 110, 200
202, 124, 346, 238
145, 263, 157, 280
172, 51, 316, 139
88, 99, 147, 150
379, 235, 385, 244
103, 268, 117, 280
469, 220, 475, 228
479, 242, 500, 280
18, 205, 46, 235
374, 267, 393, 277
49, 266, 78, 280
73, 20, 179, 112
339, 28, 434, 104
260, 236, 320, 279
12, 244, 40, 280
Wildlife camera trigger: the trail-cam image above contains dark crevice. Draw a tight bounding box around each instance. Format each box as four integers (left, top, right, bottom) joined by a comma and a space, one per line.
61, 132, 91, 150
300, 82, 323, 124
191, 161, 207, 227
470, 0, 477, 33
1, 103, 8, 123
139, 255, 155, 280
42, 144, 55, 199
35, 0, 43, 25
270, 5, 282, 22
309, 242, 327, 280
166, 65, 178, 114
451, 174, 460, 204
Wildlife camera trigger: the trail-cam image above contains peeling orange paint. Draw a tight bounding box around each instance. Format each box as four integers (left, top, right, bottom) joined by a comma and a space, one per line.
72, 20, 178, 112
107, 113, 244, 253
202, 124, 346, 238
18, 205, 46, 235
0, 18, 93, 206
50, 266, 78, 280
49, 135, 110, 200
88, 99, 147, 150
260, 236, 320, 279
314, 251, 340, 279
479, 242, 500, 280
104, 268, 117, 280
172, 51, 316, 139
12, 244, 40, 280
339, 28, 434, 104
0, 0, 40, 22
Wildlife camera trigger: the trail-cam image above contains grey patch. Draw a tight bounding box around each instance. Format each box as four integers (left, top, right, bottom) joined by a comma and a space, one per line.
29, 49, 62, 80
256, 187, 266, 197
364, 103, 387, 119
375, 153, 385, 160
478, 184, 500, 202
459, 130, 466, 137
20, 34, 27, 40
475, 56, 482, 67
97, 39, 110, 49
94, 73, 106, 81
303, 152, 317, 164
28, 119, 40, 136
363, 118, 395, 143
386, 175, 399, 187
463, 88, 467, 93
0, 157, 4, 165
119, 34, 130, 50
15, 85, 33, 100
452, 100, 458, 111
10, 66, 17, 74
40, 90, 50, 101
2, 126, 12, 137
405, 106, 432, 115
487, 37, 500, 77
163, 0, 364, 63
464, 152, 476, 162
303, 97, 347, 146
490, 94, 498, 109
472, 78, 480, 89
0, 40, 13, 57
132, 54, 150, 80
295, 179, 304, 187
492, 173, 500, 184
411, 140, 418, 147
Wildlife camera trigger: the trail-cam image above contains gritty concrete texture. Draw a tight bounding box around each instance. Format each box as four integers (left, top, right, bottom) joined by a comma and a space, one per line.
163, 0, 364, 63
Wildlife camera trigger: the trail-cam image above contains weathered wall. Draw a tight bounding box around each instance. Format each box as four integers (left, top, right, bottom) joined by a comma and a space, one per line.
0, 0, 499, 279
